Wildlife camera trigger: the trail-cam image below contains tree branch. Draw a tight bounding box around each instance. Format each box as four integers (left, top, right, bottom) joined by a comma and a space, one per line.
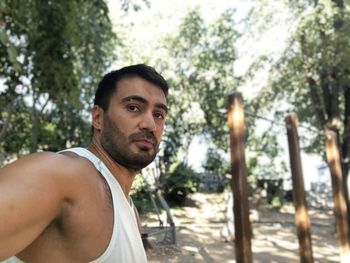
306, 76, 326, 127
0, 102, 14, 141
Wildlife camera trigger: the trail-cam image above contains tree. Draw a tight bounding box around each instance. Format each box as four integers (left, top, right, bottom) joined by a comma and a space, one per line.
0, 0, 117, 160
203, 147, 230, 177
156, 9, 238, 167
252, 0, 350, 230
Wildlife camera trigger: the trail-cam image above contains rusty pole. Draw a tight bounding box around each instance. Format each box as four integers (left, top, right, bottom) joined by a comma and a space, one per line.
228, 93, 253, 263
285, 114, 314, 263
325, 130, 350, 262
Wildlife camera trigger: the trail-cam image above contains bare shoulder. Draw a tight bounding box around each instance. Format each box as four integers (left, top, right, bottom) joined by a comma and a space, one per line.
58, 150, 101, 184
0, 151, 98, 197
1, 151, 69, 180
0, 151, 100, 258
1, 151, 88, 176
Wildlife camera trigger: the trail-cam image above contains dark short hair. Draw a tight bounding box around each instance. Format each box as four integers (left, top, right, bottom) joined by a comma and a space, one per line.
94, 64, 169, 111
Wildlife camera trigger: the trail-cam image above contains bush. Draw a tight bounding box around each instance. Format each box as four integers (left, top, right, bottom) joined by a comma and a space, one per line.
164, 160, 199, 204
130, 175, 153, 213
271, 196, 283, 209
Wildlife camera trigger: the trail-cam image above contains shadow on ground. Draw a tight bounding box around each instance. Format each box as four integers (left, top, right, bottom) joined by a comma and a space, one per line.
141, 193, 340, 263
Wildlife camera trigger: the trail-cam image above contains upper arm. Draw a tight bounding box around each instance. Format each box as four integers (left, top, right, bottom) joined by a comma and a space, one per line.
0, 152, 75, 259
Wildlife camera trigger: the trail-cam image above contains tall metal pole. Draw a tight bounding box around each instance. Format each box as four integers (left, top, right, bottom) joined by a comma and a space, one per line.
228, 93, 253, 263
325, 130, 350, 262
285, 114, 314, 263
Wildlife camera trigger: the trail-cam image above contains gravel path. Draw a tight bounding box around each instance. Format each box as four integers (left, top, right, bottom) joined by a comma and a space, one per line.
141, 192, 340, 262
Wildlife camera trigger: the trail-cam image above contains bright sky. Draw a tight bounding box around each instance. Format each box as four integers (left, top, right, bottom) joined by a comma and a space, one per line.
107, 0, 294, 96
108, 0, 252, 68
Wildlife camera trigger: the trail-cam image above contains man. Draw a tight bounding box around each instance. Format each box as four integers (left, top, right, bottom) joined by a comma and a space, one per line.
0, 64, 169, 262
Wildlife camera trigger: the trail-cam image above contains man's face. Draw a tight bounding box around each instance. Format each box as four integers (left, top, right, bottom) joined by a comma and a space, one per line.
100, 77, 167, 170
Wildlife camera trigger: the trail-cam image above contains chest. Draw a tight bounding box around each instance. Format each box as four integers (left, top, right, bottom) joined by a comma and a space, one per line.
62, 176, 115, 260
18, 177, 115, 262
62, 176, 141, 262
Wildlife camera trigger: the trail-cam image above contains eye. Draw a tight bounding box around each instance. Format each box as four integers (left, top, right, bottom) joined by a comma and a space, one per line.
127, 104, 140, 112
154, 112, 165, 120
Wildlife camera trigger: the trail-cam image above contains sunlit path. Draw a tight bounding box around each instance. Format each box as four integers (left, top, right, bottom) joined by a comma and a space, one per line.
143, 193, 339, 263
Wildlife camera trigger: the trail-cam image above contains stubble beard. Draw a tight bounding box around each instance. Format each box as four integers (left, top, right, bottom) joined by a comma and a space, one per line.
100, 115, 159, 170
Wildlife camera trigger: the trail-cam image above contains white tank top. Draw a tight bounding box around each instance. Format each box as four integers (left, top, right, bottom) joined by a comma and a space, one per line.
1, 147, 147, 263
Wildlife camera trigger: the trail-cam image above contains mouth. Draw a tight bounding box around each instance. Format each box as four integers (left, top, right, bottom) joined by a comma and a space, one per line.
133, 139, 156, 149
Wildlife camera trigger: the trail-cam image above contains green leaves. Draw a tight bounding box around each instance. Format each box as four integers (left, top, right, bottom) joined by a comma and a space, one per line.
250, 0, 350, 163
164, 159, 199, 204
161, 9, 238, 166
0, 0, 116, 156
0, 28, 22, 73
6, 45, 17, 63
0, 31, 9, 45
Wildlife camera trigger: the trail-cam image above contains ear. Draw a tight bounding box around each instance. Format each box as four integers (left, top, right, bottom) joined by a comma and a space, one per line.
92, 105, 104, 132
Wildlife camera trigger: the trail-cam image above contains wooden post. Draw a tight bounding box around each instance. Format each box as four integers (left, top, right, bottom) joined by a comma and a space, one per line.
325, 130, 350, 262
228, 93, 253, 263
285, 114, 314, 263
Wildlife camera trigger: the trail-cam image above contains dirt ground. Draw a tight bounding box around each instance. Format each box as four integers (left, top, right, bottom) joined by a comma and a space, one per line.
141, 192, 340, 263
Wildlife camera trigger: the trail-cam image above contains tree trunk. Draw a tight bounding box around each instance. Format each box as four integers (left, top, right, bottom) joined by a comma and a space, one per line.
30, 93, 39, 153
342, 82, 350, 239
306, 76, 326, 127
0, 75, 21, 142
330, 0, 350, 238
343, 84, 350, 172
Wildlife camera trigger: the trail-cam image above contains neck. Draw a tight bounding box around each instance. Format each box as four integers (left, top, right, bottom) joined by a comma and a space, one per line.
87, 138, 138, 197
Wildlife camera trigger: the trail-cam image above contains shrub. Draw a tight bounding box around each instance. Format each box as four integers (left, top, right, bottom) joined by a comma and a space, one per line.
164, 160, 199, 204
130, 175, 153, 213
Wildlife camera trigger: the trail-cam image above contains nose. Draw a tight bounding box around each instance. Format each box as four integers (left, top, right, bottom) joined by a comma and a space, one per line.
139, 112, 156, 132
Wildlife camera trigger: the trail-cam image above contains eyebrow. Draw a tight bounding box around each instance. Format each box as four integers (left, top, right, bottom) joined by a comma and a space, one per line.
122, 95, 168, 113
